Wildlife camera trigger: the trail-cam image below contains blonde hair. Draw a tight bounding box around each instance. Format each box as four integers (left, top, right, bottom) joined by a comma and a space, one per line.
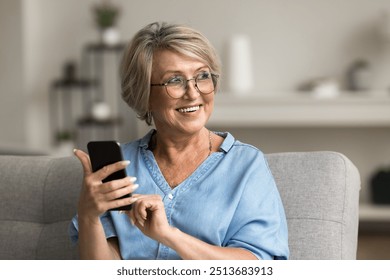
120, 22, 221, 125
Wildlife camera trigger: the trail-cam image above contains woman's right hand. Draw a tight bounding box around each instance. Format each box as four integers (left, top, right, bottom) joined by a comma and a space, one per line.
73, 149, 139, 221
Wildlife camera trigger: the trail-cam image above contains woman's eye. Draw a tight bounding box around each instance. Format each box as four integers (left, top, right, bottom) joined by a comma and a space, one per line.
167, 76, 184, 85
197, 72, 211, 80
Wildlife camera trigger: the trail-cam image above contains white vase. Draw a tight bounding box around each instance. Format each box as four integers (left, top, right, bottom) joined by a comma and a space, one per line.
92, 102, 111, 121
227, 35, 254, 95
102, 27, 120, 46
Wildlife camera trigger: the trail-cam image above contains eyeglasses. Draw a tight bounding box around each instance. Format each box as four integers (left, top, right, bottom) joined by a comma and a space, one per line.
150, 71, 219, 99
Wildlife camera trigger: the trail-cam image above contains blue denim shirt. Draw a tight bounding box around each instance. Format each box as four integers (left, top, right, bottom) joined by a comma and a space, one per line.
69, 130, 289, 260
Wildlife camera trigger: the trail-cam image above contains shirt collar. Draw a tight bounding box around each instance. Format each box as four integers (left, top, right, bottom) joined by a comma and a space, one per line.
138, 129, 235, 153
214, 131, 235, 153
139, 129, 156, 149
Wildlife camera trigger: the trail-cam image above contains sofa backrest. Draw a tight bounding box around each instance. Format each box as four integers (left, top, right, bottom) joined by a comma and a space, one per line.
0, 156, 82, 259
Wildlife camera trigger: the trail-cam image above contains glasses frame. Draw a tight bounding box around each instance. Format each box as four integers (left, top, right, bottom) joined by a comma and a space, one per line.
150, 72, 219, 99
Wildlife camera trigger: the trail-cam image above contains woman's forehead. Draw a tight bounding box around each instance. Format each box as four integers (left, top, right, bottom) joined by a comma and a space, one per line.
152, 49, 207, 75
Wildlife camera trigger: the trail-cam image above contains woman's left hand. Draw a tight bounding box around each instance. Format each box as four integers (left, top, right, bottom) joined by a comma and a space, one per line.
126, 194, 173, 243
126, 194, 257, 260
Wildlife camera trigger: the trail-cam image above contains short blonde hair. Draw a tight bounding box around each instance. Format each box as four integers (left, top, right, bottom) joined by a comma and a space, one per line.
120, 22, 221, 125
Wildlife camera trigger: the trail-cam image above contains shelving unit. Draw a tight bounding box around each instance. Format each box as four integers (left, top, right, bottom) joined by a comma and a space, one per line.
75, 42, 127, 150
209, 91, 390, 127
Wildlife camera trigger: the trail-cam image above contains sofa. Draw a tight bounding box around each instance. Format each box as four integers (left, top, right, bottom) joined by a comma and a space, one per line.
0, 151, 360, 259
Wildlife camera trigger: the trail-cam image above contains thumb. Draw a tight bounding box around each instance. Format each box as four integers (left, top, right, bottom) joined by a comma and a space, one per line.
73, 149, 93, 175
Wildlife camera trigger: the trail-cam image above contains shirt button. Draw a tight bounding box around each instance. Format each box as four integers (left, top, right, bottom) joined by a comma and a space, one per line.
168, 193, 174, 200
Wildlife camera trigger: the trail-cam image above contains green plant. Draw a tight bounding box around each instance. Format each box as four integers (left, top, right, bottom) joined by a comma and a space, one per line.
93, 0, 120, 29
55, 130, 73, 142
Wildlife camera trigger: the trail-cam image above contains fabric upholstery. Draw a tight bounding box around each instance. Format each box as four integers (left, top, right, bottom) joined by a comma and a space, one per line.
0, 151, 360, 259
266, 151, 360, 259
0, 156, 81, 259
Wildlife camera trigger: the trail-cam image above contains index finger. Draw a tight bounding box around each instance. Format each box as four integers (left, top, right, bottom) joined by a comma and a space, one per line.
95, 160, 130, 182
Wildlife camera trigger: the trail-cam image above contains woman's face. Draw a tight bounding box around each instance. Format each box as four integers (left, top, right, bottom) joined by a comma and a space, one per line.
149, 49, 215, 135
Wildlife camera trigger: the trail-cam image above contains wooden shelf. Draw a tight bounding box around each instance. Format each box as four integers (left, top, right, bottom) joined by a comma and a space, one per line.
209, 91, 390, 127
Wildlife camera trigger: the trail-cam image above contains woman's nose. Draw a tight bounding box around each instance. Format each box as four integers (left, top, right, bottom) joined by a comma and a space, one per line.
183, 79, 200, 99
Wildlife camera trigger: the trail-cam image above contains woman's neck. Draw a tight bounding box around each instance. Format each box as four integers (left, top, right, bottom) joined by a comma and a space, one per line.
150, 128, 211, 164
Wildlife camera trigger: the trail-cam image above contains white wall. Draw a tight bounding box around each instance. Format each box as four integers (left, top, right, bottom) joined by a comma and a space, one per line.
116, 0, 390, 91
0, 0, 26, 147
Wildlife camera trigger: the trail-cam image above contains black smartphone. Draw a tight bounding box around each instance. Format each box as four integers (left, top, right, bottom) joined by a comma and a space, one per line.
87, 141, 132, 211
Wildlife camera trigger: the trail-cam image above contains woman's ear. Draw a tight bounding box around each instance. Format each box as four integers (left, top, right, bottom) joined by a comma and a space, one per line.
145, 111, 153, 126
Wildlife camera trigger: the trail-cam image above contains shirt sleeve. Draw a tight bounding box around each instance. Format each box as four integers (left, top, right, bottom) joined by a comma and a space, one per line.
224, 152, 289, 260
68, 212, 118, 245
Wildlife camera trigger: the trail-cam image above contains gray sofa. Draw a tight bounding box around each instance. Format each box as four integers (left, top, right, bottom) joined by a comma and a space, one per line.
0, 151, 360, 259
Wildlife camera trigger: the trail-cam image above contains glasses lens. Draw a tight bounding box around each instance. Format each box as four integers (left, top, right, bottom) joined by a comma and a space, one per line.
196, 72, 215, 94
165, 76, 185, 98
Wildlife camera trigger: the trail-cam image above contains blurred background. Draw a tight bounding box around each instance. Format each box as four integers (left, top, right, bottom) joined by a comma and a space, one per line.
1, 0, 390, 259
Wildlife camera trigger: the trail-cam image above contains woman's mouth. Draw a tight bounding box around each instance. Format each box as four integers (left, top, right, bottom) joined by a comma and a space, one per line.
176, 105, 201, 113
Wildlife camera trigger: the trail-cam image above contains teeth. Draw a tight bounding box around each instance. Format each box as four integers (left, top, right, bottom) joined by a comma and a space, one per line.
178, 106, 200, 113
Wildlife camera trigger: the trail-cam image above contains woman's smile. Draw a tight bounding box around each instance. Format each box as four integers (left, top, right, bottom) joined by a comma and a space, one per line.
176, 104, 202, 113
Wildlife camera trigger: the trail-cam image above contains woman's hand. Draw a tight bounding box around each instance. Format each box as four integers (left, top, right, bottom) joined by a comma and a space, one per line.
74, 149, 138, 222
126, 194, 174, 243
125, 194, 257, 260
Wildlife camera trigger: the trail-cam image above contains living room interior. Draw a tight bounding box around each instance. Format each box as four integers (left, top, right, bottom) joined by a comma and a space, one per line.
1, 0, 390, 259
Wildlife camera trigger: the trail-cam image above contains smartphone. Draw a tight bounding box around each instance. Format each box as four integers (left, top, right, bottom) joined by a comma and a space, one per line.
87, 141, 132, 211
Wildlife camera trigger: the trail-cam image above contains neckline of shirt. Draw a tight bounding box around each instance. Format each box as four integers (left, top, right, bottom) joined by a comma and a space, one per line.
138, 129, 235, 153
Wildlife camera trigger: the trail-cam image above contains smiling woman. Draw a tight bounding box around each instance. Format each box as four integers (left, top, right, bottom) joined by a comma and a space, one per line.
120, 22, 221, 126
69, 22, 289, 260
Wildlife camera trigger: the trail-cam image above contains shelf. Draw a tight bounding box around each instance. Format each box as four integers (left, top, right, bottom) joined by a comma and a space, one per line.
359, 204, 390, 223
209, 91, 390, 127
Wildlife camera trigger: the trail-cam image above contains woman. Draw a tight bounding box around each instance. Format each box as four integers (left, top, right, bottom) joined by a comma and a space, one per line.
70, 22, 289, 260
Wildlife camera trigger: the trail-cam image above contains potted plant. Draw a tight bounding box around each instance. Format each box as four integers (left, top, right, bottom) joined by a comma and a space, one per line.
93, 0, 121, 46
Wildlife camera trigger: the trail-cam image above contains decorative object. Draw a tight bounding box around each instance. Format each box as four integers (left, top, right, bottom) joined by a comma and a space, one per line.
377, 11, 390, 91
101, 27, 120, 46
370, 167, 390, 204
93, 0, 121, 46
91, 101, 111, 121
227, 34, 254, 95
346, 59, 371, 91
298, 77, 340, 99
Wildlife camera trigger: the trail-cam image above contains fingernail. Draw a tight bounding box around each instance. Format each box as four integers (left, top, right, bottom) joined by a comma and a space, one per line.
130, 217, 135, 225
121, 160, 130, 166
129, 177, 137, 183
73, 149, 77, 154
132, 184, 139, 190
129, 197, 138, 204
138, 219, 145, 227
